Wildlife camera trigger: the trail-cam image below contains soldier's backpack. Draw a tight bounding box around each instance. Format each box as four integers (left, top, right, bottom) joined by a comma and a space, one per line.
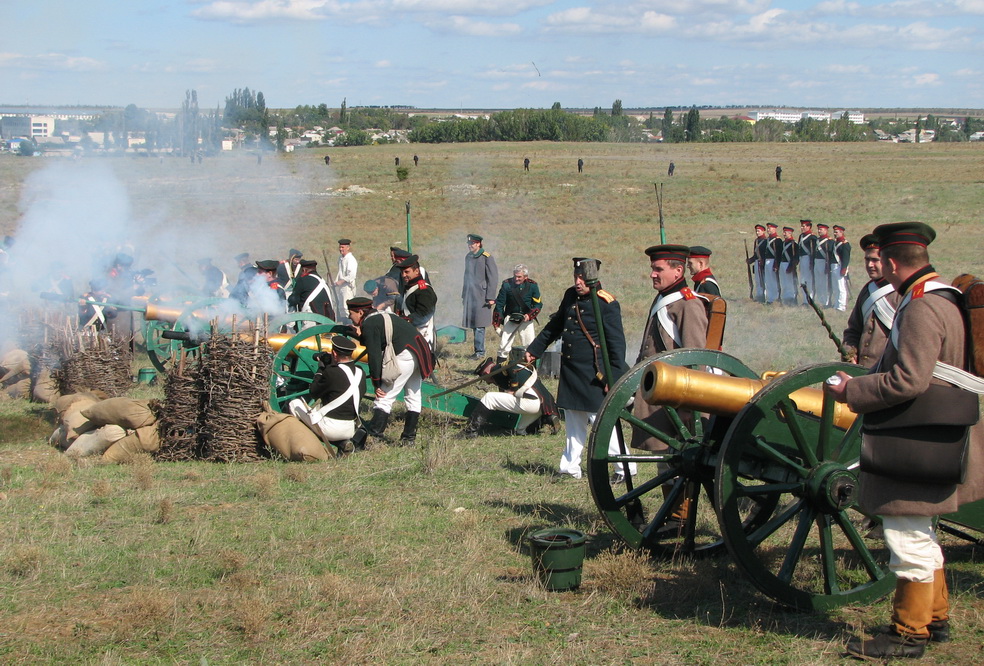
700, 294, 728, 351
951, 274, 984, 376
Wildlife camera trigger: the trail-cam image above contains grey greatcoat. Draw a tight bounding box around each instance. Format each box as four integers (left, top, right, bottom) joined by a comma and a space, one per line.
462, 249, 498, 328
844, 276, 984, 516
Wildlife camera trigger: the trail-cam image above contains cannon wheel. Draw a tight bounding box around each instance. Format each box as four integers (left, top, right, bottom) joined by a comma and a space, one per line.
143, 298, 233, 372
715, 362, 894, 611
269, 324, 350, 413
588, 349, 777, 559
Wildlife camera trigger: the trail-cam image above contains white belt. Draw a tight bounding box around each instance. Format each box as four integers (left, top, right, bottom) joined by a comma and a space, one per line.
933, 362, 984, 395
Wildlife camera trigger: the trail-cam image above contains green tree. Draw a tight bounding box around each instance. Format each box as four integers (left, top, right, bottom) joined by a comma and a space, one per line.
684, 106, 700, 142
340, 98, 347, 125
551, 102, 561, 111
661, 108, 674, 142
17, 139, 37, 156
276, 117, 286, 152
612, 99, 623, 116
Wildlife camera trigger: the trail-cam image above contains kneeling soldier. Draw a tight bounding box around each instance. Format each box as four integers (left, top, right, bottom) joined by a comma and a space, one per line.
462, 349, 560, 438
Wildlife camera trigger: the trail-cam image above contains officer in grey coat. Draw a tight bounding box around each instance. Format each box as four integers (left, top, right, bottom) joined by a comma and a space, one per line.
462, 234, 498, 360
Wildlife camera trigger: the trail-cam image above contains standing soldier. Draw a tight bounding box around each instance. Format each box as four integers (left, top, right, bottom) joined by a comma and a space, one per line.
254, 260, 288, 313
831, 224, 851, 311
525, 258, 629, 480
492, 264, 542, 362
827, 222, 984, 659
413, 154, 419, 166
289, 259, 335, 322
78, 279, 117, 331
346, 297, 435, 447
197, 257, 229, 298
276, 249, 303, 299
686, 246, 720, 296
335, 238, 358, 323
396, 254, 438, 349
763, 223, 781, 305
747, 224, 767, 303
842, 234, 897, 368
813, 223, 834, 307
668, 161, 675, 176
324, 155, 330, 166
523, 157, 530, 171
577, 158, 584, 173
462, 234, 498, 360
798, 219, 817, 300
778, 226, 799, 305
775, 165, 782, 182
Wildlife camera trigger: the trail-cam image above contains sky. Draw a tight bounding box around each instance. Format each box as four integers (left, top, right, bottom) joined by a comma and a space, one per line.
2, 1, 982, 111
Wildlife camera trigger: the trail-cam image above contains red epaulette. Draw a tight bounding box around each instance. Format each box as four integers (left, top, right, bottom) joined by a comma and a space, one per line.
415, 279, 429, 290
911, 283, 926, 299
597, 289, 616, 303
680, 287, 697, 301
268, 280, 283, 290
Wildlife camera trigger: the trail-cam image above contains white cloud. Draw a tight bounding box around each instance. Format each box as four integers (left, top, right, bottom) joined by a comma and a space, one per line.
375, 60, 392, 67
192, 0, 331, 23
391, 0, 553, 15
430, 16, 523, 36
912, 72, 941, 84
544, 7, 676, 33
824, 64, 871, 74
0, 52, 105, 71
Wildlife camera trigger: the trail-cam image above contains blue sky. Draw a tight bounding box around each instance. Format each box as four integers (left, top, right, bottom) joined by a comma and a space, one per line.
2, 1, 982, 110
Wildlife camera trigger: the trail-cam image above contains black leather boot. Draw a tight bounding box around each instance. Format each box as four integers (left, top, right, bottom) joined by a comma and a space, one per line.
461, 404, 492, 439
366, 408, 389, 440
400, 411, 420, 446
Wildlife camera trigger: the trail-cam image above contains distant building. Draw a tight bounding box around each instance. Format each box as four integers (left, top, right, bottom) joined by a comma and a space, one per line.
748, 109, 865, 124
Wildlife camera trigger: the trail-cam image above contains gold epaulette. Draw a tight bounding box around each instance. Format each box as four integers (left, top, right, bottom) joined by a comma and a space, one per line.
482, 251, 491, 257
597, 289, 616, 303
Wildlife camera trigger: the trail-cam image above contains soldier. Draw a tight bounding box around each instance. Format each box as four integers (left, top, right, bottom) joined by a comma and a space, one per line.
631, 245, 708, 504
831, 224, 851, 311
827, 222, 984, 659
842, 234, 898, 369
364, 275, 399, 313
775, 164, 782, 182
763, 223, 781, 304
577, 158, 584, 173
276, 249, 303, 298
798, 219, 817, 300
346, 297, 435, 446
813, 223, 834, 307
492, 264, 542, 362
747, 224, 767, 302
668, 161, 675, 176
462, 234, 498, 360
395, 254, 437, 349
335, 238, 358, 323
254, 259, 288, 313
525, 258, 629, 480
413, 154, 419, 166
289, 335, 365, 455
462, 352, 560, 438
197, 257, 229, 298
288, 259, 335, 322
230, 253, 254, 305
324, 155, 330, 166
687, 246, 720, 297
78, 279, 117, 331
523, 157, 530, 172
778, 227, 798, 306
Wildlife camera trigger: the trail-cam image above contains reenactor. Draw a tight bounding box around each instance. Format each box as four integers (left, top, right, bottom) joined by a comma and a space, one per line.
798, 219, 817, 299
778, 227, 798, 305
276, 249, 303, 297
813, 223, 834, 307
254, 260, 288, 313
335, 238, 358, 322
346, 297, 435, 446
842, 234, 897, 368
197, 257, 229, 298
747, 224, 767, 302
525, 258, 628, 481
492, 264, 542, 362
78, 279, 116, 331
831, 224, 851, 311
523, 157, 530, 171
577, 158, 584, 173
827, 222, 984, 659
775, 165, 782, 182
395, 254, 437, 349
364, 276, 399, 313
763, 223, 781, 304
687, 245, 720, 296
462, 234, 498, 360
461, 352, 560, 438
288, 259, 335, 322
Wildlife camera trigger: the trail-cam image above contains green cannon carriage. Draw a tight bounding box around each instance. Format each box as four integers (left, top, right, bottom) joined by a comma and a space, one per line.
586, 349, 984, 611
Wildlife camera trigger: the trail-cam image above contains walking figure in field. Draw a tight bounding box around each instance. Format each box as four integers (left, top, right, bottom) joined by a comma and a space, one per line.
577, 158, 583, 173
324, 155, 330, 166
775, 164, 782, 182
413, 155, 419, 166
523, 157, 530, 172
395, 157, 400, 167
668, 162, 675, 177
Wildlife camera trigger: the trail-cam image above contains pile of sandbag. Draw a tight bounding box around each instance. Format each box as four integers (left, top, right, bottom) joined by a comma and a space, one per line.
49, 393, 160, 462
0, 347, 31, 400
256, 401, 333, 462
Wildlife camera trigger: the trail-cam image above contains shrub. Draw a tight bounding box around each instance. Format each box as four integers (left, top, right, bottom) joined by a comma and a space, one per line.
396, 165, 410, 181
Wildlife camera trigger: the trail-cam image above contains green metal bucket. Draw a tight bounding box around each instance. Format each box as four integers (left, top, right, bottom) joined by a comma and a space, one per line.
528, 528, 587, 591
137, 368, 156, 384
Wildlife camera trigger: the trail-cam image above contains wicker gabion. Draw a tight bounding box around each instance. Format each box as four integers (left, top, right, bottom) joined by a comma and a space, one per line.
154, 353, 202, 462
50, 324, 133, 397
197, 331, 273, 463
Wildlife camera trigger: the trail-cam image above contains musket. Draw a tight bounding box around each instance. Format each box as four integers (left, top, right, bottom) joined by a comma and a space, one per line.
40, 292, 146, 312
429, 361, 530, 399
654, 183, 666, 244
320, 249, 340, 317
801, 284, 852, 362
405, 200, 413, 252
743, 239, 753, 300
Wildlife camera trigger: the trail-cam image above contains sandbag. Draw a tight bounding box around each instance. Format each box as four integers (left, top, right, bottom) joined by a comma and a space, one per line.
2, 376, 30, 400
82, 398, 156, 430
62, 406, 97, 444
33, 366, 59, 404
0, 349, 29, 375
49, 425, 67, 451
102, 425, 161, 463
256, 410, 331, 462
54, 392, 105, 418
65, 425, 127, 458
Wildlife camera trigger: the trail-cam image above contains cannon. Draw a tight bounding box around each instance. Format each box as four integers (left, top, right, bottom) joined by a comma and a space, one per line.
586, 349, 984, 611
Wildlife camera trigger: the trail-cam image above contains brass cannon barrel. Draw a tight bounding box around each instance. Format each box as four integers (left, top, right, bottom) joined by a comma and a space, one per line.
266, 333, 367, 361
641, 360, 857, 430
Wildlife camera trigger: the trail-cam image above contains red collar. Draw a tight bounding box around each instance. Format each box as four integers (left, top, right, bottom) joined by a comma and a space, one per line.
692, 268, 713, 283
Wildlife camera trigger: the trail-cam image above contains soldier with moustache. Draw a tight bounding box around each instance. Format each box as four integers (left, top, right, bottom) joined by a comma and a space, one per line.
288, 259, 335, 322
798, 219, 817, 300
778, 226, 799, 305
395, 254, 438, 349
525, 258, 629, 480
687, 246, 720, 297
492, 264, 542, 362
827, 222, 984, 659
842, 234, 898, 369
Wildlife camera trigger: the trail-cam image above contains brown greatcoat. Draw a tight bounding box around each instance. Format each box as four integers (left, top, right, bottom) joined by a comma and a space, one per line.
844, 279, 984, 516
631, 285, 708, 451
842, 279, 899, 369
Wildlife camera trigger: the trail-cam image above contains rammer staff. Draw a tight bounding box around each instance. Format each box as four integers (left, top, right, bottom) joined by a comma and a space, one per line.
801, 283, 852, 362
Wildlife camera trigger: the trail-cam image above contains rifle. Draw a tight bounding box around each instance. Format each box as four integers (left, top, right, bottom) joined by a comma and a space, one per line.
654, 183, 666, 244
743, 239, 754, 300
801, 284, 851, 361
429, 361, 530, 399
405, 200, 413, 253
320, 248, 340, 317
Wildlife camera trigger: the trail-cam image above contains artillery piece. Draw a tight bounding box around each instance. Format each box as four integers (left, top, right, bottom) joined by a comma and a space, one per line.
587, 349, 984, 611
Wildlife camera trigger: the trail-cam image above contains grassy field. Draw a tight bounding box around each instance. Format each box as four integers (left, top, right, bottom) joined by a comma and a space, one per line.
2, 142, 984, 664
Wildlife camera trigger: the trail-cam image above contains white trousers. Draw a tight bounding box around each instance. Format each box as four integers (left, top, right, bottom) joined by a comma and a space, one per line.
335, 284, 354, 322
882, 515, 944, 583
764, 259, 779, 304
778, 262, 798, 304
830, 263, 848, 311
374, 349, 422, 414
496, 319, 536, 358
561, 409, 636, 479
480, 391, 541, 431
813, 259, 830, 306
798, 256, 814, 298
289, 399, 357, 443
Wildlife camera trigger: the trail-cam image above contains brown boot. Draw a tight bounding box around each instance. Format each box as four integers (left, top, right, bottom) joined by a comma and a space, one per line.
930, 568, 951, 643
847, 579, 931, 659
